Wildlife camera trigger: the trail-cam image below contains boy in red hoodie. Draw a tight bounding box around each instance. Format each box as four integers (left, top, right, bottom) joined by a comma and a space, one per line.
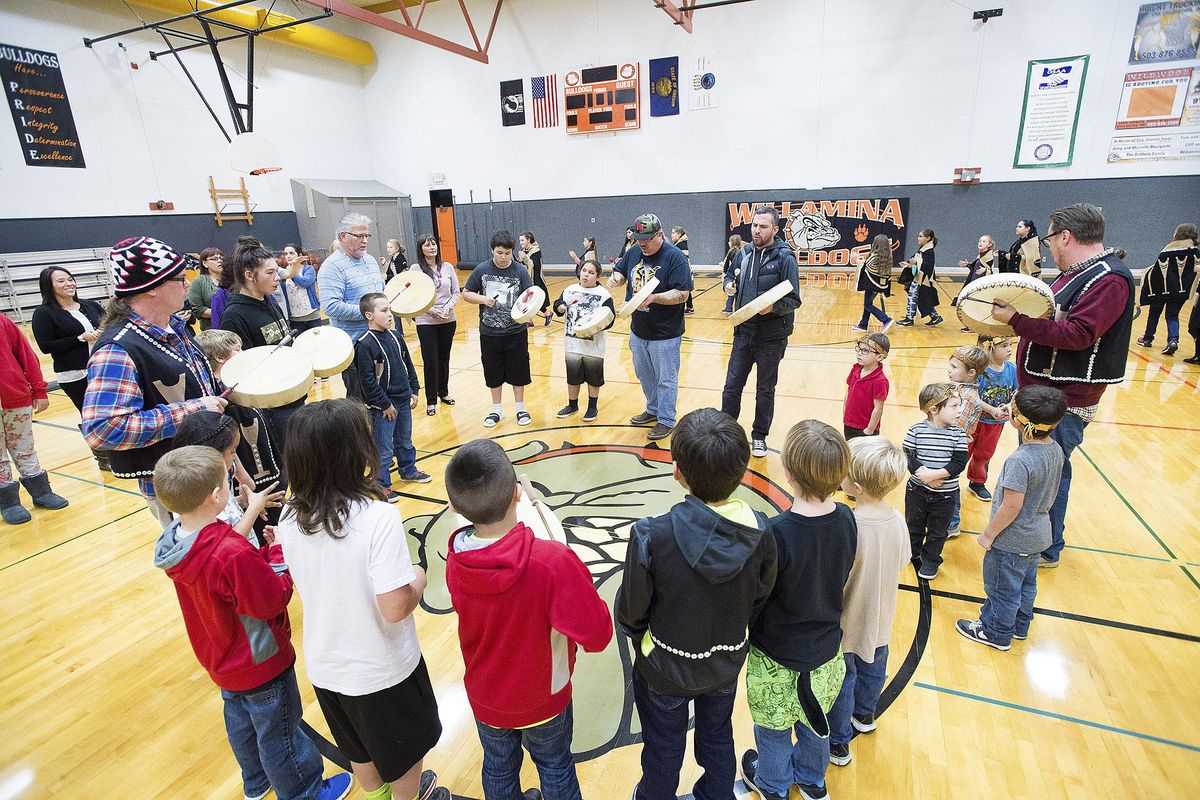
445, 439, 613, 800
152, 446, 351, 800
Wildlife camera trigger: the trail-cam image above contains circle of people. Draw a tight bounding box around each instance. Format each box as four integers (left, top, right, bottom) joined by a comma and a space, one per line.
1, 203, 1195, 800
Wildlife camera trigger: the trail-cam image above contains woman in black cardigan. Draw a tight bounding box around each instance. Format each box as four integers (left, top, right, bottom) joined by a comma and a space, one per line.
31, 266, 107, 468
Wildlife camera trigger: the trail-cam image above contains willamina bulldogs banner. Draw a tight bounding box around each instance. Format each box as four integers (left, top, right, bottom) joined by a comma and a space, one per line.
724, 198, 910, 267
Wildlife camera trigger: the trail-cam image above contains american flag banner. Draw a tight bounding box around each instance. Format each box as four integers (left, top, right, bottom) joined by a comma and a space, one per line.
531, 74, 559, 128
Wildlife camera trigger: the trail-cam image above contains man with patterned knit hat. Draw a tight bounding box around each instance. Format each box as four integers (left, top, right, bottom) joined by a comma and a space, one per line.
83, 236, 227, 525
991, 203, 1134, 568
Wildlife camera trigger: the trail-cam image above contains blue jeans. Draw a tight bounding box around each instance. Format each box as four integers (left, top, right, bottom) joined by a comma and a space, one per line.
753, 719, 830, 794
221, 666, 325, 800
828, 647, 889, 746
979, 548, 1040, 644
371, 402, 416, 487
858, 290, 891, 327
631, 669, 737, 800
720, 330, 788, 439
475, 704, 580, 800
1046, 411, 1087, 561
629, 333, 682, 428
1142, 299, 1186, 341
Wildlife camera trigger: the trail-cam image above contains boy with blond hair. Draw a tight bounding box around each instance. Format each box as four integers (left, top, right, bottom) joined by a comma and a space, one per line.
946, 344, 991, 537
827, 436, 910, 767
741, 420, 856, 800
153, 446, 351, 800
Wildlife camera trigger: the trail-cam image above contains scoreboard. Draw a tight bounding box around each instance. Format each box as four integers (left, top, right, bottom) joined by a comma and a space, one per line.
564, 63, 640, 135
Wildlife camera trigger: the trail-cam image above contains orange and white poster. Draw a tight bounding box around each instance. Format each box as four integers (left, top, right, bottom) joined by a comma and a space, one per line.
563, 63, 640, 135
1115, 67, 1193, 128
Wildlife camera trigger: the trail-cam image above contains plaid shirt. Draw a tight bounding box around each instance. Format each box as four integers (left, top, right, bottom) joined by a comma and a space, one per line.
82, 311, 217, 496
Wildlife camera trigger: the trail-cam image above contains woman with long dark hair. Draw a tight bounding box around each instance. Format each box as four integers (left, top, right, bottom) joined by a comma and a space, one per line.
722, 234, 744, 314
569, 235, 597, 267
31, 266, 108, 469
518, 231, 552, 326
187, 248, 224, 330
617, 227, 634, 261
220, 236, 304, 442
896, 228, 942, 326
276, 244, 324, 333
411, 234, 461, 415
851, 234, 895, 332
1003, 219, 1042, 276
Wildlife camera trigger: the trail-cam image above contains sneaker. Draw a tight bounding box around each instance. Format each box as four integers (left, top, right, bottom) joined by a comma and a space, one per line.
402, 470, 432, 484
1038, 556, 1060, 569
751, 438, 768, 458
881, 318, 895, 333
629, 410, 657, 425
685, 307, 695, 315
383, 488, 401, 503
798, 783, 829, 800
968, 482, 992, 501
1163, 340, 1179, 356
926, 314, 944, 327
917, 563, 939, 581
520, 791, 544, 800
556, 403, 579, 418
1184, 355, 1200, 364
828, 741, 852, 766
419, 770, 438, 800
582, 405, 599, 422
646, 422, 674, 441
850, 325, 868, 333
739, 750, 787, 800
960, 326, 972, 333
851, 712, 877, 733
1136, 336, 1153, 347
955, 618, 1011, 651
484, 412, 502, 427
516, 410, 532, 426
243, 788, 271, 800
895, 317, 915, 327
946, 526, 960, 539
1013, 631, 1028, 640
316, 773, 354, 800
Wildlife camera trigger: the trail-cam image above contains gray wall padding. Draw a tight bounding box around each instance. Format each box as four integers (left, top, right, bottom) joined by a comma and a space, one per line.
0, 212, 302, 255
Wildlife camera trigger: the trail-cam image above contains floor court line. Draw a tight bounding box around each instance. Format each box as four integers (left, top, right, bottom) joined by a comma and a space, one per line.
956, 528, 1183, 566
50, 469, 144, 497
898, 584, 1200, 642
913, 682, 1200, 753
0, 506, 146, 572
1127, 348, 1199, 390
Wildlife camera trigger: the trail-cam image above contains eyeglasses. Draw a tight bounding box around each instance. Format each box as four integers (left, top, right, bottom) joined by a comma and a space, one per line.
170, 274, 188, 284
1040, 229, 1065, 248
342, 231, 371, 240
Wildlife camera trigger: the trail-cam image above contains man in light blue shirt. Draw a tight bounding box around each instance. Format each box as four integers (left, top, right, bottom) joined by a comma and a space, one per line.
319, 212, 384, 397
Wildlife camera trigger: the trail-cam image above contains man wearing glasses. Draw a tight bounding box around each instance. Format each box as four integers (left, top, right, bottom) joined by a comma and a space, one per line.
991, 203, 1134, 568
319, 212, 385, 398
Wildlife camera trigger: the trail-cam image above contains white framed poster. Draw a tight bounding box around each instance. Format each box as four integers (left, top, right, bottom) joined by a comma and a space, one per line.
1013, 55, 1090, 168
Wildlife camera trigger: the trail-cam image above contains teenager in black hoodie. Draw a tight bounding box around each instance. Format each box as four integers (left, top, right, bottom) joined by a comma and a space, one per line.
617, 408, 777, 800
219, 237, 302, 444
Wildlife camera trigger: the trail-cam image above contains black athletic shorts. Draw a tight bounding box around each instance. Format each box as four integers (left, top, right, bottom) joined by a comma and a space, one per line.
312, 657, 442, 782
565, 352, 605, 387
480, 328, 531, 388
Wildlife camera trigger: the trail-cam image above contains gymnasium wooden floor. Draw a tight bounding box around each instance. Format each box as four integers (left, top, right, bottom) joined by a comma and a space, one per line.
3, 273, 1199, 799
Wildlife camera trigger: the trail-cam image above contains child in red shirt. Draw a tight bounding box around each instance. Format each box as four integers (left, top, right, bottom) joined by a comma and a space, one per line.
843, 334, 891, 440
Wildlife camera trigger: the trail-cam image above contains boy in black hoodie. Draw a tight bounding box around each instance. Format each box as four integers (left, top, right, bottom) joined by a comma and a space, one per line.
616, 407, 777, 800
740, 420, 857, 800
354, 293, 430, 500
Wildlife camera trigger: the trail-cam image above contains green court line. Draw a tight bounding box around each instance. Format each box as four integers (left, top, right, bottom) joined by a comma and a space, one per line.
0, 506, 147, 572
50, 470, 144, 497
915, 682, 1200, 753
1076, 446, 1200, 594
958, 528, 1173, 564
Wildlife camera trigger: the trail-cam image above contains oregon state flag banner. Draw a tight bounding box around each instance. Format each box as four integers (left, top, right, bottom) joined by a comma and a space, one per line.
725, 198, 911, 267
500, 78, 526, 126
648, 56, 679, 117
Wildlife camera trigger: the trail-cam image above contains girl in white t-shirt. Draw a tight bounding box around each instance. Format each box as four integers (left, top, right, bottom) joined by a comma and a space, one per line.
274, 399, 450, 800
553, 259, 615, 422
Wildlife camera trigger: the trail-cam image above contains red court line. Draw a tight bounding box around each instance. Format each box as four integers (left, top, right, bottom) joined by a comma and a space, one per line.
48, 455, 95, 471
1126, 349, 1199, 390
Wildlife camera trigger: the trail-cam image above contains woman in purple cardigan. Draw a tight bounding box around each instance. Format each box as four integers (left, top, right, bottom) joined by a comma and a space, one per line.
410, 233, 461, 415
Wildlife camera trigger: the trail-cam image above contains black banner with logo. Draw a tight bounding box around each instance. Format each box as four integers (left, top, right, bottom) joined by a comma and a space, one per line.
724, 198, 911, 266
500, 78, 525, 127
0, 42, 85, 168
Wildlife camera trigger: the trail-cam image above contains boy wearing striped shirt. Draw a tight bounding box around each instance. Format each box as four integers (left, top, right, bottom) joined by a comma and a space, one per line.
902, 383, 969, 581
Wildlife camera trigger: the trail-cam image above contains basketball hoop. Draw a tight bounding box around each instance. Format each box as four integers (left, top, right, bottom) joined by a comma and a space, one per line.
229, 132, 282, 176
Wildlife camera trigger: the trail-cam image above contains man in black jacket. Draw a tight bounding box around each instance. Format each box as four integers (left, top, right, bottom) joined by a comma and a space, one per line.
720, 207, 802, 458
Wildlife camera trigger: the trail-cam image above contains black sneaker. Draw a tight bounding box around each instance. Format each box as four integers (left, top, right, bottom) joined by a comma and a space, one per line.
646, 423, 674, 441
521, 790, 544, 800
798, 783, 829, 800
851, 712, 877, 733
1012, 631, 1028, 640
955, 618, 1011, 651
556, 403, 579, 418
926, 314, 944, 327
739, 750, 787, 800
828, 741, 851, 766
968, 482, 992, 501
917, 563, 939, 581
401, 470, 432, 484
582, 405, 599, 422
629, 411, 657, 425
383, 488, 401, 503
895, 317, 915, 327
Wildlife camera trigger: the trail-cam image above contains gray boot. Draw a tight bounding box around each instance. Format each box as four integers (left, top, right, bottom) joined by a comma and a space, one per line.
1, 480, 31, 524
20, 471, 69, 510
